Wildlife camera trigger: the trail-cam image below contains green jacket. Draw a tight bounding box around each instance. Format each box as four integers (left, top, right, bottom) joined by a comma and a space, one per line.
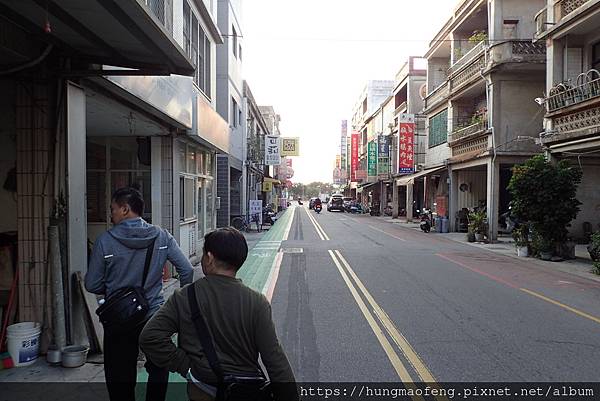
139, 275, 298, 400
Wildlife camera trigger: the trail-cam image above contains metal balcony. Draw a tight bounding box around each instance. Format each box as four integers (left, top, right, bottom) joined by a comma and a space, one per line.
546, 69, 600, 113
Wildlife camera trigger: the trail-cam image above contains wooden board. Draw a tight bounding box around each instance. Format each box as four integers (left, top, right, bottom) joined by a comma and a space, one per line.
75, 272, 104, 353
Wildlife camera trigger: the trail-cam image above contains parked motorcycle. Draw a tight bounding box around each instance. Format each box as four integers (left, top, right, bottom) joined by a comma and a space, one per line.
263, 206, 277, 225
418, 208, 433, 233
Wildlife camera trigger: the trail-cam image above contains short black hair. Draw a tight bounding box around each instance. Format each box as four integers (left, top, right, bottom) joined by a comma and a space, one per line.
203, 227, 248, 271
112, 187, 144, 216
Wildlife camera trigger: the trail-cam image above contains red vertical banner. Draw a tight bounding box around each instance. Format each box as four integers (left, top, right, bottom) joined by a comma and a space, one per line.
398, 114, 415, 174
351, 132, 359, 181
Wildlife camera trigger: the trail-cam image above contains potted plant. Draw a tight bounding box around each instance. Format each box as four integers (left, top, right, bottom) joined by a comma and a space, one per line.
468, 30, 488, 44
536, 236, 554, 261
512, 224, 529, 257
468, 210, 487, 242
588, 231, 600, 261
466, 229, 476, 243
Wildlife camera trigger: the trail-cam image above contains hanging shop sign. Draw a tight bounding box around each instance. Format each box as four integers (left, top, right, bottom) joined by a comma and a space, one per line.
367, 141, 377, 177
377, 134, 390, 178
398, 114, 415, 174
351, 132, 359, 181
265, 135, 281, 165
280, 137, 300, 157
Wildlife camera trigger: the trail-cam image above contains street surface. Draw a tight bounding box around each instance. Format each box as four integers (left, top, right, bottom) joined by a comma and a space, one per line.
271, 204, 600, 385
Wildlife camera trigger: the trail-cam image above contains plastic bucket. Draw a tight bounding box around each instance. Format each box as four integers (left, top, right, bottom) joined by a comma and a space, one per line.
6, 322, 41, 367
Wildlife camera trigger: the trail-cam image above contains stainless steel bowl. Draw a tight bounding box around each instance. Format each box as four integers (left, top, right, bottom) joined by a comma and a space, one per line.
61, 345, 89, 368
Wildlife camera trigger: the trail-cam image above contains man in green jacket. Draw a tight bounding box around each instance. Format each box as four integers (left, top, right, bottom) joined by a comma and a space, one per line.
140, 227, 298, 400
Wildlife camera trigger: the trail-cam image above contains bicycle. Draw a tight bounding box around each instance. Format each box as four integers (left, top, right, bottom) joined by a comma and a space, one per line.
231, 214, 262, 232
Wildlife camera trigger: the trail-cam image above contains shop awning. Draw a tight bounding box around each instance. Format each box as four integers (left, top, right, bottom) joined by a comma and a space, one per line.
395, 166, 446, 186
356, 182, 377, 194
0, 0, 202, 75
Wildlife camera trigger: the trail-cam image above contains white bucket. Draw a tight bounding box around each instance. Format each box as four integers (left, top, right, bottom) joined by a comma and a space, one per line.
6, 322, 41, 367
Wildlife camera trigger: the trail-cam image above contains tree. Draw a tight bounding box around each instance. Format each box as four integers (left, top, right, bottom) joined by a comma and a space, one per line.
507, 155, 582, 253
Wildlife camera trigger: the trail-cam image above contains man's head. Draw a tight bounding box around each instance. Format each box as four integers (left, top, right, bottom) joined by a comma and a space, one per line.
110, 187, 144, 225
201, 227, 248, 276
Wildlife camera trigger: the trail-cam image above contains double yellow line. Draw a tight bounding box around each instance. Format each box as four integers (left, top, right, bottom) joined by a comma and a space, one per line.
305, 208, 330, 240
329, 250, 447, 401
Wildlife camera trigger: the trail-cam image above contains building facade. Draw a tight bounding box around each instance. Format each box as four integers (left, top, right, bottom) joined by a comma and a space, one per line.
0, 0, 227, 347
421, 0, 546, 239
215, 0, 245, 227
536, 0, 600, 238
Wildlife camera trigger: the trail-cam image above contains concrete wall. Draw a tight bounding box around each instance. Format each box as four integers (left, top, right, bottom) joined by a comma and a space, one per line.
491, 72, 545, 153
0, 82, 17, 233
427, 58, 450, 90
493, 0, 545, 40
408, 77, 426, 115
456, 169, 487, 210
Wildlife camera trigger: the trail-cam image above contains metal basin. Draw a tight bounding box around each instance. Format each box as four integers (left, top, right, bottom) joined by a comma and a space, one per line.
61, 345, 89, 368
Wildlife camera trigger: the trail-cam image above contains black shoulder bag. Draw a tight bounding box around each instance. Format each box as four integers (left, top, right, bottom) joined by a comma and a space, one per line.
96, 238, 156, 333
187, 285, 274, 401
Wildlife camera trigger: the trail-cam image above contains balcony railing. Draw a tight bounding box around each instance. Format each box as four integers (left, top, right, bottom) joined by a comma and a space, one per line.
452, 135, 489, 156
487, 40, 546, 66
450, 53, 486, 92
554, 0, 591, 22
448, 114, 488, 144
394, 101, 407, 116
546, 69, 600, 113
425, 82, 449, 110
535, 7, 549, 36
449, 41, 485, 76
551, 104, 600, 135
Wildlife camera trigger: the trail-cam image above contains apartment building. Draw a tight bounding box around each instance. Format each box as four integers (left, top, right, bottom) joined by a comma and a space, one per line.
535, 0, 600, 238
216, 0, 245, 227
422, 0, 546, 239
0, 0, 227, 345
350, 80, 394, 198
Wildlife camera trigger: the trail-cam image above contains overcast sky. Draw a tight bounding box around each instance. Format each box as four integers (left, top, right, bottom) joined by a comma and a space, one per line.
241, 0, 456, 184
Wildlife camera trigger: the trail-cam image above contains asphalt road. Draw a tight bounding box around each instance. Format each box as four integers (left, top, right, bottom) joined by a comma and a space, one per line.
270, 204, 600, 384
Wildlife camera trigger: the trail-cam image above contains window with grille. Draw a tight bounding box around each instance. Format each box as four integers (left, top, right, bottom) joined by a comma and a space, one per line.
429, 109, 448, 148
184, 1, 212, 97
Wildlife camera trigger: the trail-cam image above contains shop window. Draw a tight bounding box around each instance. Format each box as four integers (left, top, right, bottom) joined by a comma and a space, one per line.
87, 138, 106, 169
197, 151, 205, 175
205, 178, 214, 230
110, 137, 150, 170
188, 148, 197, 174
86, 172, 106, 222
180, 176, 196, 221
197, 178, 204, 236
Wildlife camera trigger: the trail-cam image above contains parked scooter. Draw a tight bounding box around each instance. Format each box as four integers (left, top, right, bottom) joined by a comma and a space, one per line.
263, 205, 277, 225
418, 208, 433, 233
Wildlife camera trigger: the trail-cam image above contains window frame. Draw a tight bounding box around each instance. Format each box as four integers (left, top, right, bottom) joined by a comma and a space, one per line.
428, 109, 448, 148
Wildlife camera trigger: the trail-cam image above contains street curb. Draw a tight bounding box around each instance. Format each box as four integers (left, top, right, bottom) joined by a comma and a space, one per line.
380, 218, 600, 285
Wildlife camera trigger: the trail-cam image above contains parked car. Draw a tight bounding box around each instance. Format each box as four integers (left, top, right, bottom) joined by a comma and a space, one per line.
327, 196, 344, 212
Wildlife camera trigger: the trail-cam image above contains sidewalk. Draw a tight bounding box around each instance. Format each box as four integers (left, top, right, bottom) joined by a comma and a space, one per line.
0, 209, 290, 390
376, 216, 600, 284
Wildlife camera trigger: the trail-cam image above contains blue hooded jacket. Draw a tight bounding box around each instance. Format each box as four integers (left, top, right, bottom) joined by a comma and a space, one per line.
85, 218, 194, 313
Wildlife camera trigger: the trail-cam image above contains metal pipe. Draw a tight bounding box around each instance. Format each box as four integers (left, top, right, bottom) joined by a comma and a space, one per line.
49, 225, 66, 350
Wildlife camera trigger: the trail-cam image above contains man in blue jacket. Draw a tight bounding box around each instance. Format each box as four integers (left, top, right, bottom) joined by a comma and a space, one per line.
86, 187, 194, 401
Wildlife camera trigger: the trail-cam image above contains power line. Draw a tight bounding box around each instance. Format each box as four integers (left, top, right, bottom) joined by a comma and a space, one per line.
247, 37, 536, 43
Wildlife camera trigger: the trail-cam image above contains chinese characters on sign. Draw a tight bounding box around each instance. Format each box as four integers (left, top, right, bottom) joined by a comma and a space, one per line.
377, 134, 390, 178
341, 120, 347, 180
367, 141, 377, 177
265, 135, 281, 165
249, 200, 263, 225
280, 137, 300, 156
398, 114, 415, 174
351, 132, 359, 181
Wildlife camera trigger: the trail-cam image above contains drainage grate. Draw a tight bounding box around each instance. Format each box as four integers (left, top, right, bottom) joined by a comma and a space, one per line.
282, 248, 303, 254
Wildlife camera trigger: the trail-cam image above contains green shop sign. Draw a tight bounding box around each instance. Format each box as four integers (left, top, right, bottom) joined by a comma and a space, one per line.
368, 141, 377, 176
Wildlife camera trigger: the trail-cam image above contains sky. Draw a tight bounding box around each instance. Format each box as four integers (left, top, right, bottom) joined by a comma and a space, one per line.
241, 0, 456, 184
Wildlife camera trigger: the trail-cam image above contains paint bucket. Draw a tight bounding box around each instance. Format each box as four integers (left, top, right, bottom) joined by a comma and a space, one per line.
6, 322, 41, 367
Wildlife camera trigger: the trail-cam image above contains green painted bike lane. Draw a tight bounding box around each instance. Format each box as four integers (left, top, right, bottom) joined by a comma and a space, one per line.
135, 207, 295, 399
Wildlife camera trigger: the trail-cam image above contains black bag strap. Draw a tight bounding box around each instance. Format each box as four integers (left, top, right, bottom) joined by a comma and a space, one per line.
141, 237, 157, 287
187, 284, 225, 382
